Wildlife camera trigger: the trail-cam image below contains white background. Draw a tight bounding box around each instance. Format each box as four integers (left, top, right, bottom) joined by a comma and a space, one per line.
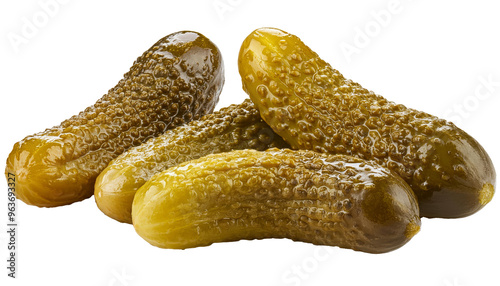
1, 0, 499, 285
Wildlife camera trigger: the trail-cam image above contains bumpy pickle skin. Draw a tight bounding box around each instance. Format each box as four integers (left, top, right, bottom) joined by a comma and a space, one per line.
132, 149, 420, 253
95, 99, 289, 223
238, 28, 496, 218
5, 31, 224, 207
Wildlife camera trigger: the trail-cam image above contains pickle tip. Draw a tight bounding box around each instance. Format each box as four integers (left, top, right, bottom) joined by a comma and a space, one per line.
405, 221, 421, 239
479, 183, 495, 206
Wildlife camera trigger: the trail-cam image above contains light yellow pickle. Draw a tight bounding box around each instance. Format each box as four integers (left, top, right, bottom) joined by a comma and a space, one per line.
132, 149, 420, 254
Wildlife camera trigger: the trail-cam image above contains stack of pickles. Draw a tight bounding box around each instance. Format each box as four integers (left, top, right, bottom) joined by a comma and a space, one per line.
5, 28, 496, 254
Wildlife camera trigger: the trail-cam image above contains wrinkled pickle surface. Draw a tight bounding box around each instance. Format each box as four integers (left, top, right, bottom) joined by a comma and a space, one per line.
132, 149, 421, 254
238, 28, 496, 218
6, 31, 224, 207
95, 99, 289, 223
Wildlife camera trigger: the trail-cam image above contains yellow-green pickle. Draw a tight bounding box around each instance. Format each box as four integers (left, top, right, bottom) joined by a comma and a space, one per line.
238, 28, 496, 218
5, 31, 224, 207
132, 149, 421, 253
95, 99, 289, 223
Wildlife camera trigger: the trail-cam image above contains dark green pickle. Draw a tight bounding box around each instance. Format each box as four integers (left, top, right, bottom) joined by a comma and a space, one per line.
132, 148, 421, 253
238, 27, 495, 218
95, 99, 289, 223
5, 31, 224, 207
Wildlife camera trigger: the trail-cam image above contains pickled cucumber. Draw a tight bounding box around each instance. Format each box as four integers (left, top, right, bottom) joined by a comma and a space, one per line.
5, 31, 224, 207
95, 99, 289, 223
132, 149, 420, 253
238, 28, 496, 218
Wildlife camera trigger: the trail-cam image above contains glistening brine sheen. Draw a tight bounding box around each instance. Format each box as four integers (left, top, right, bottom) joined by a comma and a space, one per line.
238, 27, 495, 218
6, 31, 224, 207
132, 149, 420, 254
95, 99, 288, 223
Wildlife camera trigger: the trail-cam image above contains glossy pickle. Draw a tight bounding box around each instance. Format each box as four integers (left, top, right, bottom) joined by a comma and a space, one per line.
5, 31, 224, 207
238, 28, 496, 218
132, 149, 421, 254
95, 99, 289, 223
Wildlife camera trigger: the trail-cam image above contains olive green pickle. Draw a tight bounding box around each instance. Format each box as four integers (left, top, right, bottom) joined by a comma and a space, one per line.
95, 99, 289, 223
6, 31, 224, 207
238, 28, 496, 218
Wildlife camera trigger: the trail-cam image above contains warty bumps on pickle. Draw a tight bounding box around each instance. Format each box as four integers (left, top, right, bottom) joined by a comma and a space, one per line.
5, 31, 224, 207
95, 99, 289, 223
132, 149, 421, 254
238, 27, 495, 218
